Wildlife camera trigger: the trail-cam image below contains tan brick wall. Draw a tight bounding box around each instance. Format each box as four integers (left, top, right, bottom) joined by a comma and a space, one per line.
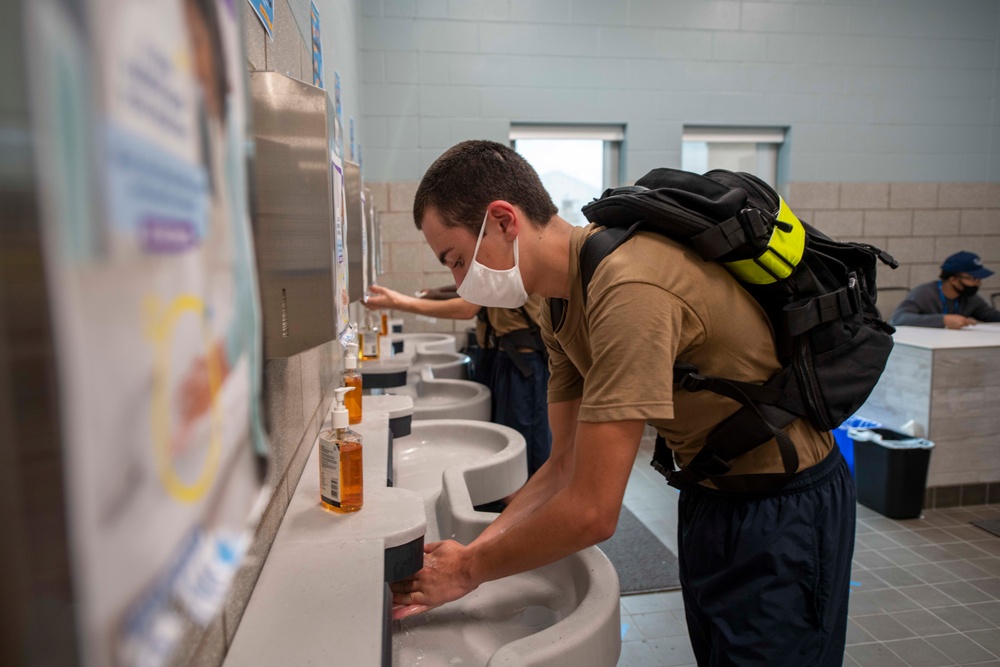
788, 182, 1000, 295
373, 180, 1000, 306
368, 181, 477, 338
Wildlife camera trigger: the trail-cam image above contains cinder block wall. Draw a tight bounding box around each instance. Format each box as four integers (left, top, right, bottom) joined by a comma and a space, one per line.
367, 180, 478, 336
788, 182, 1000, 294
371, 180, 1000, 320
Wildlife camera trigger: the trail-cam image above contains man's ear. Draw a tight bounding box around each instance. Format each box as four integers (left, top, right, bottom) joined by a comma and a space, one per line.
486, 201, 519, 240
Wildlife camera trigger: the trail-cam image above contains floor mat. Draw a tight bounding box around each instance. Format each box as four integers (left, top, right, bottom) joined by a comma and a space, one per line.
971, 518, 1000, 538
597, 505, 681, 596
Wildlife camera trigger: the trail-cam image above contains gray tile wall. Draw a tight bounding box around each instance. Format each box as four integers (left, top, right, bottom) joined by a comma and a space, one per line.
358, 0, 1000, 184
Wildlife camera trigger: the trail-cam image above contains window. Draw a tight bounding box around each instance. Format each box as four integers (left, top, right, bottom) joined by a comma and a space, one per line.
511, 125, 624, 227
682, 127, 786, 187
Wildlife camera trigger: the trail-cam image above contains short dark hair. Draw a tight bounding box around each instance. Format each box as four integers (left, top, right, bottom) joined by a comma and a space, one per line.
413, 140, 557, 234
940, 270, 957, 281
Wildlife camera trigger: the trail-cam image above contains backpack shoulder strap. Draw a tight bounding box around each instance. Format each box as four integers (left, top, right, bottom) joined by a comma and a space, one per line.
580, 221, 644, 306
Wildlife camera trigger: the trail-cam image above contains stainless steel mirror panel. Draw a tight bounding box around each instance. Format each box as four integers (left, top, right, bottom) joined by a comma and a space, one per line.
250, 71, 337, 358
344, 160, 364, 303
364, 187, 380, 285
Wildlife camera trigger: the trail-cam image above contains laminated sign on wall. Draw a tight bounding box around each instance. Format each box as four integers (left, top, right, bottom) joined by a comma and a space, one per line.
27, 0, 268, 665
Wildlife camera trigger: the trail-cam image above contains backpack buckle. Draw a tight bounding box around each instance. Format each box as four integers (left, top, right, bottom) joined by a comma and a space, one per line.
697, 454, 733, 477
679, 372, 709, 392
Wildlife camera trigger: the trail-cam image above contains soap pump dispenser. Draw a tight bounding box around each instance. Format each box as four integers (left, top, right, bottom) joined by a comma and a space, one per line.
319, 387, 363, 513
342, 346, 362, 425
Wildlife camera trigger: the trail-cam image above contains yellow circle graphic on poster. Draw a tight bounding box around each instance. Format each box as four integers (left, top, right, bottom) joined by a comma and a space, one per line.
145, 294, 223, 503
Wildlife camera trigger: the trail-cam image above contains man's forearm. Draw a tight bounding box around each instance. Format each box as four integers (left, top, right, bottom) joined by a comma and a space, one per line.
397, 294, 479, 319
463, 419, 645, 588
474, 399, 580, 544
472, 447, 569, 545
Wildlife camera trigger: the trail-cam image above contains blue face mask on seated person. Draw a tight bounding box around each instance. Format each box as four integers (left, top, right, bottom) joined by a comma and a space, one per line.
456, 211, 529, 308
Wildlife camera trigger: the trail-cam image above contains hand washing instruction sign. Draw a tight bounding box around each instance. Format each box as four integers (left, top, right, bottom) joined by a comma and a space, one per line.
27, 0, 267, 665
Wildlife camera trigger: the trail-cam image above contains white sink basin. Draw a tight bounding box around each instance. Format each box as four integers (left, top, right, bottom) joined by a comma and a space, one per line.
394, 377, 491, 422
387, 333, 459, 355
392, 421, 526, 539
391, 421, 621, 667
409, 351, 471, 380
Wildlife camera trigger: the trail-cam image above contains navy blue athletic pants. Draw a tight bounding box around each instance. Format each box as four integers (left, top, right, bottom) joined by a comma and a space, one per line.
482, 349, 551, 476
677, 448, 856, 666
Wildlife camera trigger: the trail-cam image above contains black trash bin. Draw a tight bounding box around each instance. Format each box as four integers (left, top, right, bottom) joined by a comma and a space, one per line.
850, 427, 934, 520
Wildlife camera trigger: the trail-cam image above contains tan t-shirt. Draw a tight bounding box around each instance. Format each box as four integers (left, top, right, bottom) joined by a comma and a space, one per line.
542, 225, 832, 481
475, 295, 545, 348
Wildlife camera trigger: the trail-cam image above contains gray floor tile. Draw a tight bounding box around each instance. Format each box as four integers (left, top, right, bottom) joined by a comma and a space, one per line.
863, 516, 912, 533
967, 601, 1000, 626
846, 641, 910, 667
618, 639, 660, 667
889, 529, 938, 547
973, 558, 1000, 577
969, 577, 1000, 600
931, 605, 998, 632
853, 568, 893, 591
644, 636, 697, 666
859, 532, 905, 550
631, 610, 688, 640
891, 608, 960, 637
871, 566, 927, 588
856, 612, 917, 640
911, 527, 964, 545
855, 550, 897, 569
937, 559, 995, 581
859, 588, 925, 614
878, 546, 932, 567
846, 618, 878, 646
934, 581, 995, 605
911, 544, 961, 563
925, 632, 999, 664
882, 637, 954, 667
622, 592, 686, 615
909, 562, 963, 585
920, 513, 966, 529
621, 614, 644, 642
943, 525, 992, 542
966, 628, 1000, 656
941, 541, 996, 561
898, 584, 962, 609
970, 540, 1000, 557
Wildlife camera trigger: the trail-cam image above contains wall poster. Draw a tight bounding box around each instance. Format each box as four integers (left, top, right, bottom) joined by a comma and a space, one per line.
332, 153, 350, 336
27, 0, 268, 665
309, 1, 323, 89
246, 0, 274, 38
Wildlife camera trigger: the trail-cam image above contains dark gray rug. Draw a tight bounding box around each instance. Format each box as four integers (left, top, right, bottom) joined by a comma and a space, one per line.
971, 518, 1000, 538
598, 505, 681, 596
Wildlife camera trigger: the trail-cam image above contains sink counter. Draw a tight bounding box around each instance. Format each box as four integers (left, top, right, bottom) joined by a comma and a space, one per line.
225, 408, 424, 667
890, 323, 1000, 349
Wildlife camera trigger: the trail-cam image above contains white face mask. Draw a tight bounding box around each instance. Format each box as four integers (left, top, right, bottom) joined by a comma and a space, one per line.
456, 211, 529, 308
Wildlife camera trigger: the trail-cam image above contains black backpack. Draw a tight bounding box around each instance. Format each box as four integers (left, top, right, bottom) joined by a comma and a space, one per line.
557, 168, 898, 491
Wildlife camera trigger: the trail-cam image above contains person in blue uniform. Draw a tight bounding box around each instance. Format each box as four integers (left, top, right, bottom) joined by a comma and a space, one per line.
891, 251, 1000, 329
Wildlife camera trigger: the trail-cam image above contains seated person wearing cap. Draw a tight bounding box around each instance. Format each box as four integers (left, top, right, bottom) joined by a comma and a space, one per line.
890, 251, 1000, 329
